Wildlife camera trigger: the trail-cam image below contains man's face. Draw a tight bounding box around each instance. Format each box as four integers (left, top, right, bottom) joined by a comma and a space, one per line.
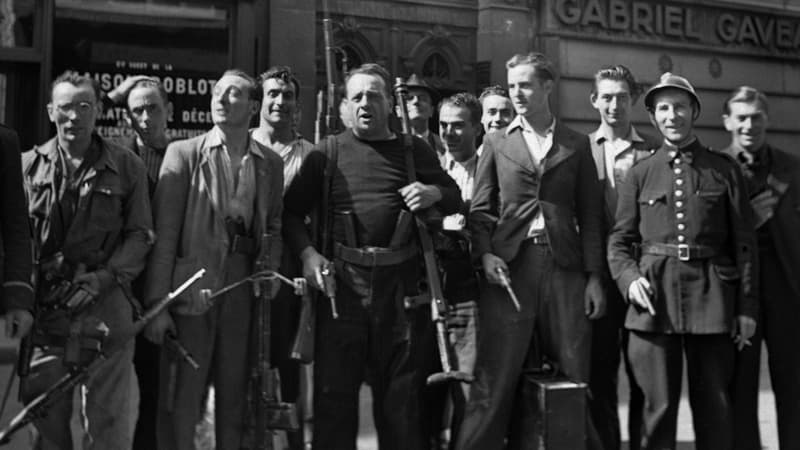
724, 101, 768, 152
126, 85, 170, 146
650, 89, 695, 145
261, 77, 297, 128
591, 79, 633, 129
480, 94, 514, 133
507, 64, 552, 119
211, 74, 259, 128
47, 82, 100, 144
439, 103, 479, 163
407, 87, 433, 122
343, 73, 391, 139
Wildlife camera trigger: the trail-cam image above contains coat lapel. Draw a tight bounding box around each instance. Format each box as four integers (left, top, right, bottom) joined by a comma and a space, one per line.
542, 125, 576, 174
497, 128, 536, 174
588, 131, 606, 181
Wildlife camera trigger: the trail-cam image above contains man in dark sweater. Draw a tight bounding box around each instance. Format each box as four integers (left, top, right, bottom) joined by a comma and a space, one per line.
283, 63, 461, 450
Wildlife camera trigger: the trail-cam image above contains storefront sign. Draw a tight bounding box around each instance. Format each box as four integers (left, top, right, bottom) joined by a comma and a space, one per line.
80, 60, 218, 140
551, 0, 800, 56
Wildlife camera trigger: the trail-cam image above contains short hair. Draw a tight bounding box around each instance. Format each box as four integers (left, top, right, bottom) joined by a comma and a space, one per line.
591, 65, 641, 103
127, 78, 169, 108
478, 85, 509, 104
221, 69, 262, 102
257, 66, 301, 101
344, 63, 392, 97
505, 53, 558, 82
723, 86, 769, 115
439, 92, 482, 126
51, 71, 101, 102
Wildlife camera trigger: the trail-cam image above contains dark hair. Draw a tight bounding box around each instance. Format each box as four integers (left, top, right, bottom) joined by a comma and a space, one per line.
723, 86, 769, 115
505, 53, 557, 82
51, 71, 102, 102
221, 69, 262, 102
439, 92, 481, 126
258, 66, 301, 101
591, 65, 641, 103
127, 78, 170, 108
344, 63, 392, 97
478, 85, 509, 104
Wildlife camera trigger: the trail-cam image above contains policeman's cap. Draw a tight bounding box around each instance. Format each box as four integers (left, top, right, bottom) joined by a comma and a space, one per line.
644, 72, 701, 119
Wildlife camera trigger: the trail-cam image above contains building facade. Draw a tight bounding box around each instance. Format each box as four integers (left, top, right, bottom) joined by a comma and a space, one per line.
0, 0, 798, 150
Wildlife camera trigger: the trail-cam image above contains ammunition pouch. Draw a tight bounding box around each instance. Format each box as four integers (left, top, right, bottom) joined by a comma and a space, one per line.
39, 280, 98, 315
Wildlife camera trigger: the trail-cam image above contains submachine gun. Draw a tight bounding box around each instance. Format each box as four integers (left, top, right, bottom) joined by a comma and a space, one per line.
393, 77, 473, 386
0, 269, 207, 445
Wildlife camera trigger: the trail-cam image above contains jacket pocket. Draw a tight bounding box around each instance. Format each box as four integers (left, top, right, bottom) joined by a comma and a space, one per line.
89, 184, 124, 231
638, 190, 668, 206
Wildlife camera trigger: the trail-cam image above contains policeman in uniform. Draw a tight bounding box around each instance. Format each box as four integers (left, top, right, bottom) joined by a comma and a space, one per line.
607, 73, 757, 450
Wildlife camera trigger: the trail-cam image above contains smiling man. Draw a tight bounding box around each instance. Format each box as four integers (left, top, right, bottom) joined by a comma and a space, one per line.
144, 69, 284, 450
722, 87, 800, 450
282, 63, 461, 449
607, 73, 757, 450
478, 85, 515, 135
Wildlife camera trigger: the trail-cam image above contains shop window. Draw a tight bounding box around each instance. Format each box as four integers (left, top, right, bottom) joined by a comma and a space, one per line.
0, 0, 35, 47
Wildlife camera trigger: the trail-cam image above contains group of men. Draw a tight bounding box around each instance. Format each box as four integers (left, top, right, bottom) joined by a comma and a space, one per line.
0, 48, 797, 450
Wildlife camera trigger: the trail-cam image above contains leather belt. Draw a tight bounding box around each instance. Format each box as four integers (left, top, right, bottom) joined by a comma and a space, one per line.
230, 235, 256, 255
525, 233, 549, 245
334, 242, 418, 267
641, 243, 716, 261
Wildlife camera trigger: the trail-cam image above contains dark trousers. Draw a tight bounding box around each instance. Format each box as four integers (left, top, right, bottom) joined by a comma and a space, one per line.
732, 244, 800, 450
312, 257, 440, 450
133, 335, 160, 450
628, 331, 735, 450
589, 281, 644, 450
455, 242, 598, 450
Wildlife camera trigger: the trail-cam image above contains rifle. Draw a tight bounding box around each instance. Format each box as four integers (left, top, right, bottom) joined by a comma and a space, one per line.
393, 77, 473, 386
245, 234, 299, 450
0, 269, 206, 445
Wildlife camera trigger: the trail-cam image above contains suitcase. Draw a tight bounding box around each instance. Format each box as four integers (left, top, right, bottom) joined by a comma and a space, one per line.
507, 371, 587, 450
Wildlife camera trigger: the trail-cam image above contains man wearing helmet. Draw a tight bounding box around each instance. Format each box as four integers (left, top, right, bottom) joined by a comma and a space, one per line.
607, 73, 757, 450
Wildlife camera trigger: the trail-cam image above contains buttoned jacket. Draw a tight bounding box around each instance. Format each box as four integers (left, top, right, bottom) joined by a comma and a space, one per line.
608, 139, 758, 333
470, 120, 604, 273
145, 128, 284, 313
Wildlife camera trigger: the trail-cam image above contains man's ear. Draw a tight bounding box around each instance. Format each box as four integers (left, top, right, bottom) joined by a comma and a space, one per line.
123, 109, 132, 128
46, 103, 56, 123
166, 102, 174, 122
722, 114, 733, 132
647, 111, 659, 131
250, 100, 261, 116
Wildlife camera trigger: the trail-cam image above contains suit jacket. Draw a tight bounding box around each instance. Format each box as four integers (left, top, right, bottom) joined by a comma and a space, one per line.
145, 128, 284, 313
470, 121, 604, 273
723, 144, 800, 299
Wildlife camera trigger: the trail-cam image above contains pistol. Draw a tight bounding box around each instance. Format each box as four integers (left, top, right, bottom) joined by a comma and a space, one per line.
320, 264, 338, 319
496, 267, 521, 312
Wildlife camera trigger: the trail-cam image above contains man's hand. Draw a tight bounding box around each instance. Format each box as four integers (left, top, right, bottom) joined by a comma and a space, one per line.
732, 315, 757, 351
4, 309, 33, 339
73, 271, 101, 296
481, 253, 508, 285
627, 277, 655, 315
300, 246, 332, 292
751, 190, 780, 229
143, 310, 176, 345
399, 182, 442, 212
584, 273, 606, 319
107, 75, 156, 104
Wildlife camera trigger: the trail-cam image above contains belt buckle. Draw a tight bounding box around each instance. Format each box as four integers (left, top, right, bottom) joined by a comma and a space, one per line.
677, 244, 690, 261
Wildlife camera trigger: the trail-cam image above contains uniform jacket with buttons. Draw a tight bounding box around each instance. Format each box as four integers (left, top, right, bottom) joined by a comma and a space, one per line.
470, 121, 604, 273
723, 143, 800, 299
22, 134, 152, 343
608, 139, 758, 334
144, 128, 283, 314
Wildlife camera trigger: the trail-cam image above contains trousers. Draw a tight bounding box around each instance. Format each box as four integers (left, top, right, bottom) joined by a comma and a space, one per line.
455, 242, 598, 450
312, 257, 441, 450
628, 331, 734, 450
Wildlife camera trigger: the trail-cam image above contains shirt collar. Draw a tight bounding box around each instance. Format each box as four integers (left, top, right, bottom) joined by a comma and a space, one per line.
444, 151, 477, 171
205, 126, 265, 159
593, 124, 645, 145
507, 115, 555, 135
55, 133, 117, 174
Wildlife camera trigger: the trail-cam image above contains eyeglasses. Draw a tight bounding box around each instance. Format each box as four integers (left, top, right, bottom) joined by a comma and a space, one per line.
53, 102, 94, 115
